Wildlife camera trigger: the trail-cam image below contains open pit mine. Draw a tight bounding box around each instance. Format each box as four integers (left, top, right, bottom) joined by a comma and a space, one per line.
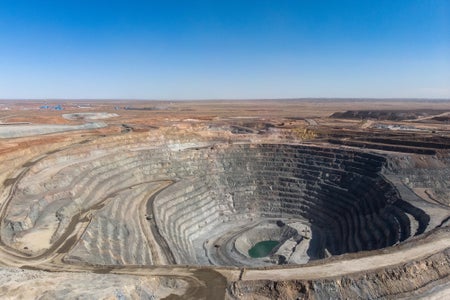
0, 100, 449, 299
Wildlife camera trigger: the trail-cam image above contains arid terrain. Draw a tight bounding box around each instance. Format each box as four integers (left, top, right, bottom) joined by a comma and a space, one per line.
0, 99, 450, 299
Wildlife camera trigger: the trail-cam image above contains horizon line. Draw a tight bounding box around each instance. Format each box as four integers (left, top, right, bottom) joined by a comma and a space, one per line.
1, 97, 450, 102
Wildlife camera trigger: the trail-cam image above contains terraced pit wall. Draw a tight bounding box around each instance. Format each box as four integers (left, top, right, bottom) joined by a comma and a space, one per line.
2, 137, 438, 268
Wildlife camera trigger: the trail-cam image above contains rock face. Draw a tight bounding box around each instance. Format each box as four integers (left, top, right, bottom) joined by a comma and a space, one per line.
385, 154, 450, 206
1, 130, 449, 299
152, 143, 438, 266
3, 140, 447, 268
229, 240, 450, 300
0, 267, 187, 299
2, 101, 450, 299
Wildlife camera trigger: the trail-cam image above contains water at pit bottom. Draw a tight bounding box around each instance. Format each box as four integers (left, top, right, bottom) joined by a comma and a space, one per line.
248, 240, 279, 258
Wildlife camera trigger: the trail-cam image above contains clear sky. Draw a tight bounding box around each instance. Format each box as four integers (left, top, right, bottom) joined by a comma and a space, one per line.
0, 0, 449, 99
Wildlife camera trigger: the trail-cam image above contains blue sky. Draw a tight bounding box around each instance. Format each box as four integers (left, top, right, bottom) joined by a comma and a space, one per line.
0, 0, 449, 99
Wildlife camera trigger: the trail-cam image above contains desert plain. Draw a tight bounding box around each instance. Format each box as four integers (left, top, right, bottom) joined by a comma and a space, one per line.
0, 99, 449, 299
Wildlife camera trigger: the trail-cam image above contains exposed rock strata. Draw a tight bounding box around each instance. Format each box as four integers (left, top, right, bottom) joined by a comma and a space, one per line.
229, 244, 450, 299
2, 137, 447, 269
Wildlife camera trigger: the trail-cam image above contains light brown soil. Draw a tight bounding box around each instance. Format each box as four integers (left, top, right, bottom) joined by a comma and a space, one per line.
0, 99, 449, 299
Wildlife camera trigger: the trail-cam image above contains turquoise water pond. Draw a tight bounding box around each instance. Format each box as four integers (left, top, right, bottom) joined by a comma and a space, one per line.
248, 240, 278, 258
